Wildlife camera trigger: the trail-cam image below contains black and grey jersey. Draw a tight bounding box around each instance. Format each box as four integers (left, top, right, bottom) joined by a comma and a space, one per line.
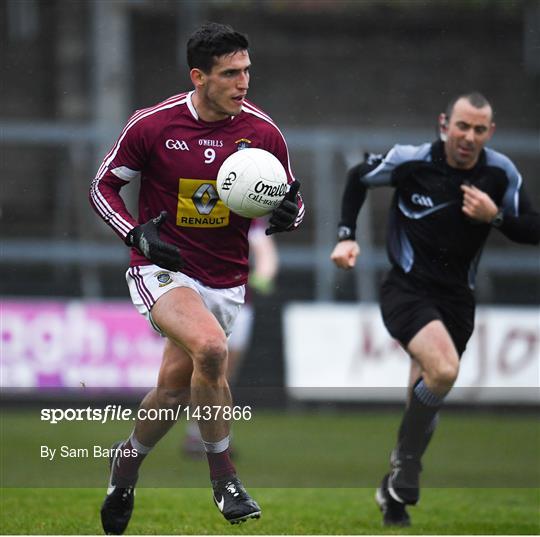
340, 140, 539, 292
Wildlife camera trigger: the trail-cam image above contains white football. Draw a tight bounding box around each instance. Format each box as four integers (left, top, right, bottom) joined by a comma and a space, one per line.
216, 148, 288, 218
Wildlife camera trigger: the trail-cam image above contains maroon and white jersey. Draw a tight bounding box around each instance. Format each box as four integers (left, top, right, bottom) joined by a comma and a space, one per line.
90, 91, 304, 288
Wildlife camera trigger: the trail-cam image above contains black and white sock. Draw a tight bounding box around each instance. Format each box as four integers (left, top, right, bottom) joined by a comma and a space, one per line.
396, 378, 444, 459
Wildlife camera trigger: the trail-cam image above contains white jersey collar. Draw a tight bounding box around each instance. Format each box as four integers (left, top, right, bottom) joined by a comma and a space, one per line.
187, 90, 198, 120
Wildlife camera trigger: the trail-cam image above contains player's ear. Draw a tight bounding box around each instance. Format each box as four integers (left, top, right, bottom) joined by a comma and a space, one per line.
487, 122, 496, 140
190, 68, 206, 87
439, 113, 449, 129
439, 113, 449, 141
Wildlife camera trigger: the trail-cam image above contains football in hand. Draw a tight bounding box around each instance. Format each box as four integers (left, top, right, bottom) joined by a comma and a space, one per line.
216, 148, 288, 218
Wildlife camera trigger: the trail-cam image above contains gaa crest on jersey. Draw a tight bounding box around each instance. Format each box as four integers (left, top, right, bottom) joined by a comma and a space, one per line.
155, 271, 173, 287
177, 178, 230, 228
235, 138, 252, 151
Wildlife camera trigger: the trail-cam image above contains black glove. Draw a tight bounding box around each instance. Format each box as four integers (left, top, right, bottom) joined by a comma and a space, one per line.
125, 211, 184, 271
266, 181, 301, 236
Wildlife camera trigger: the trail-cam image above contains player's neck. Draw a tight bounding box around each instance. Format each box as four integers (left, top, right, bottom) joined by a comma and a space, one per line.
191, 92, 230, 123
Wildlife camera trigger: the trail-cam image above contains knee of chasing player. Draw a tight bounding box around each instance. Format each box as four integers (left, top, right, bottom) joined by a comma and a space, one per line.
427, 356, 460, 392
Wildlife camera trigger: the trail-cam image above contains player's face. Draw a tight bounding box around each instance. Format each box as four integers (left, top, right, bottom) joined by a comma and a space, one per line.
443, 98, 495, 169
194, 50, 250, 121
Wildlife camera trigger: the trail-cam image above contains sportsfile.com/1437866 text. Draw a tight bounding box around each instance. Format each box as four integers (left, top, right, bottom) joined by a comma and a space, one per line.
40, 405, 253, 424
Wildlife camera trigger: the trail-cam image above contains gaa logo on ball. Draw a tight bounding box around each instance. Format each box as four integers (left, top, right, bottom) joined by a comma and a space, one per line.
216, 148, 288, 218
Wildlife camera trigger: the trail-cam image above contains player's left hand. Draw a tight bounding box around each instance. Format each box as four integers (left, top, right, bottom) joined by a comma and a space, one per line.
461, 184, 498, 223
266, 181, 301, 235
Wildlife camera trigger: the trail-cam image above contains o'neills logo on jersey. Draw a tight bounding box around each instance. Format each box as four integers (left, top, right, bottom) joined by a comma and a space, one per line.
235, 138, 252, 151
198, 139, 223, 147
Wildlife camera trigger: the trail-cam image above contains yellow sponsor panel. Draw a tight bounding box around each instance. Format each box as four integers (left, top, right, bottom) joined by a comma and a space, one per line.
177, 178, 230, 228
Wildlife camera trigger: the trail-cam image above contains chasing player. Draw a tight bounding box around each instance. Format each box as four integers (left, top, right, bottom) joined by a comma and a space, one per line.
90, 22, 303, 534
330, 92, 539, 526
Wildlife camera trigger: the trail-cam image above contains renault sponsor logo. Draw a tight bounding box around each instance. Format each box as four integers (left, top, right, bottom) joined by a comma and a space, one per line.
165, 139, 190, 151
177, 178, 229, 229
193, 183, 219, 215
411, 193, 434, 208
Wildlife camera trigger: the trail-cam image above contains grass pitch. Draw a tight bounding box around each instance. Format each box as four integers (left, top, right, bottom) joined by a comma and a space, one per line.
1, 487, 538, 535
0, 408, 538, 534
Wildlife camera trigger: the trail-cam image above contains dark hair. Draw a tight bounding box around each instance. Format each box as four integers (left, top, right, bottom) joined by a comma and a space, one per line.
445, 92, 493, 122
187, 22, 249, 72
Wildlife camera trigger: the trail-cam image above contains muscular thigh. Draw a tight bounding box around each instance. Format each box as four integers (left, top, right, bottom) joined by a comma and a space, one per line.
126, 265, 244, 341
407, 319, 458, 371
151, 286, 226, 356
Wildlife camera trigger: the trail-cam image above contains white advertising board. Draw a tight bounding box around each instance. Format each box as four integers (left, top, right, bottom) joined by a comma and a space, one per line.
283, 303, 540, 404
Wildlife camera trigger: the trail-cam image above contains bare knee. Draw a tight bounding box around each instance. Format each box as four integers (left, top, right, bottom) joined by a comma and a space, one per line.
193, 337, 228, 383
408, 321, 460, 393
427, 355, 459, 391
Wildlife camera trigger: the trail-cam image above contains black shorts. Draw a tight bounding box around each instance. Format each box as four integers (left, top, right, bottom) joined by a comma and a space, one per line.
380, 268, 475, 357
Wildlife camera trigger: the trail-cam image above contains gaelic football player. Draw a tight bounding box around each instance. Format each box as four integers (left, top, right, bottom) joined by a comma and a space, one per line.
90, 22, 303, 534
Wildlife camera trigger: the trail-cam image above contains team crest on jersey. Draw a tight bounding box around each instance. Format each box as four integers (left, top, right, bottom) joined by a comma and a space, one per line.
235, 138, 252, 151
155, 271, 173, 287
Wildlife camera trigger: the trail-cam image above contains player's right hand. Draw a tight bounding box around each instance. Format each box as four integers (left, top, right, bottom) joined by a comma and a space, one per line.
125, 211, 184, 272
330, 240, 360, 270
